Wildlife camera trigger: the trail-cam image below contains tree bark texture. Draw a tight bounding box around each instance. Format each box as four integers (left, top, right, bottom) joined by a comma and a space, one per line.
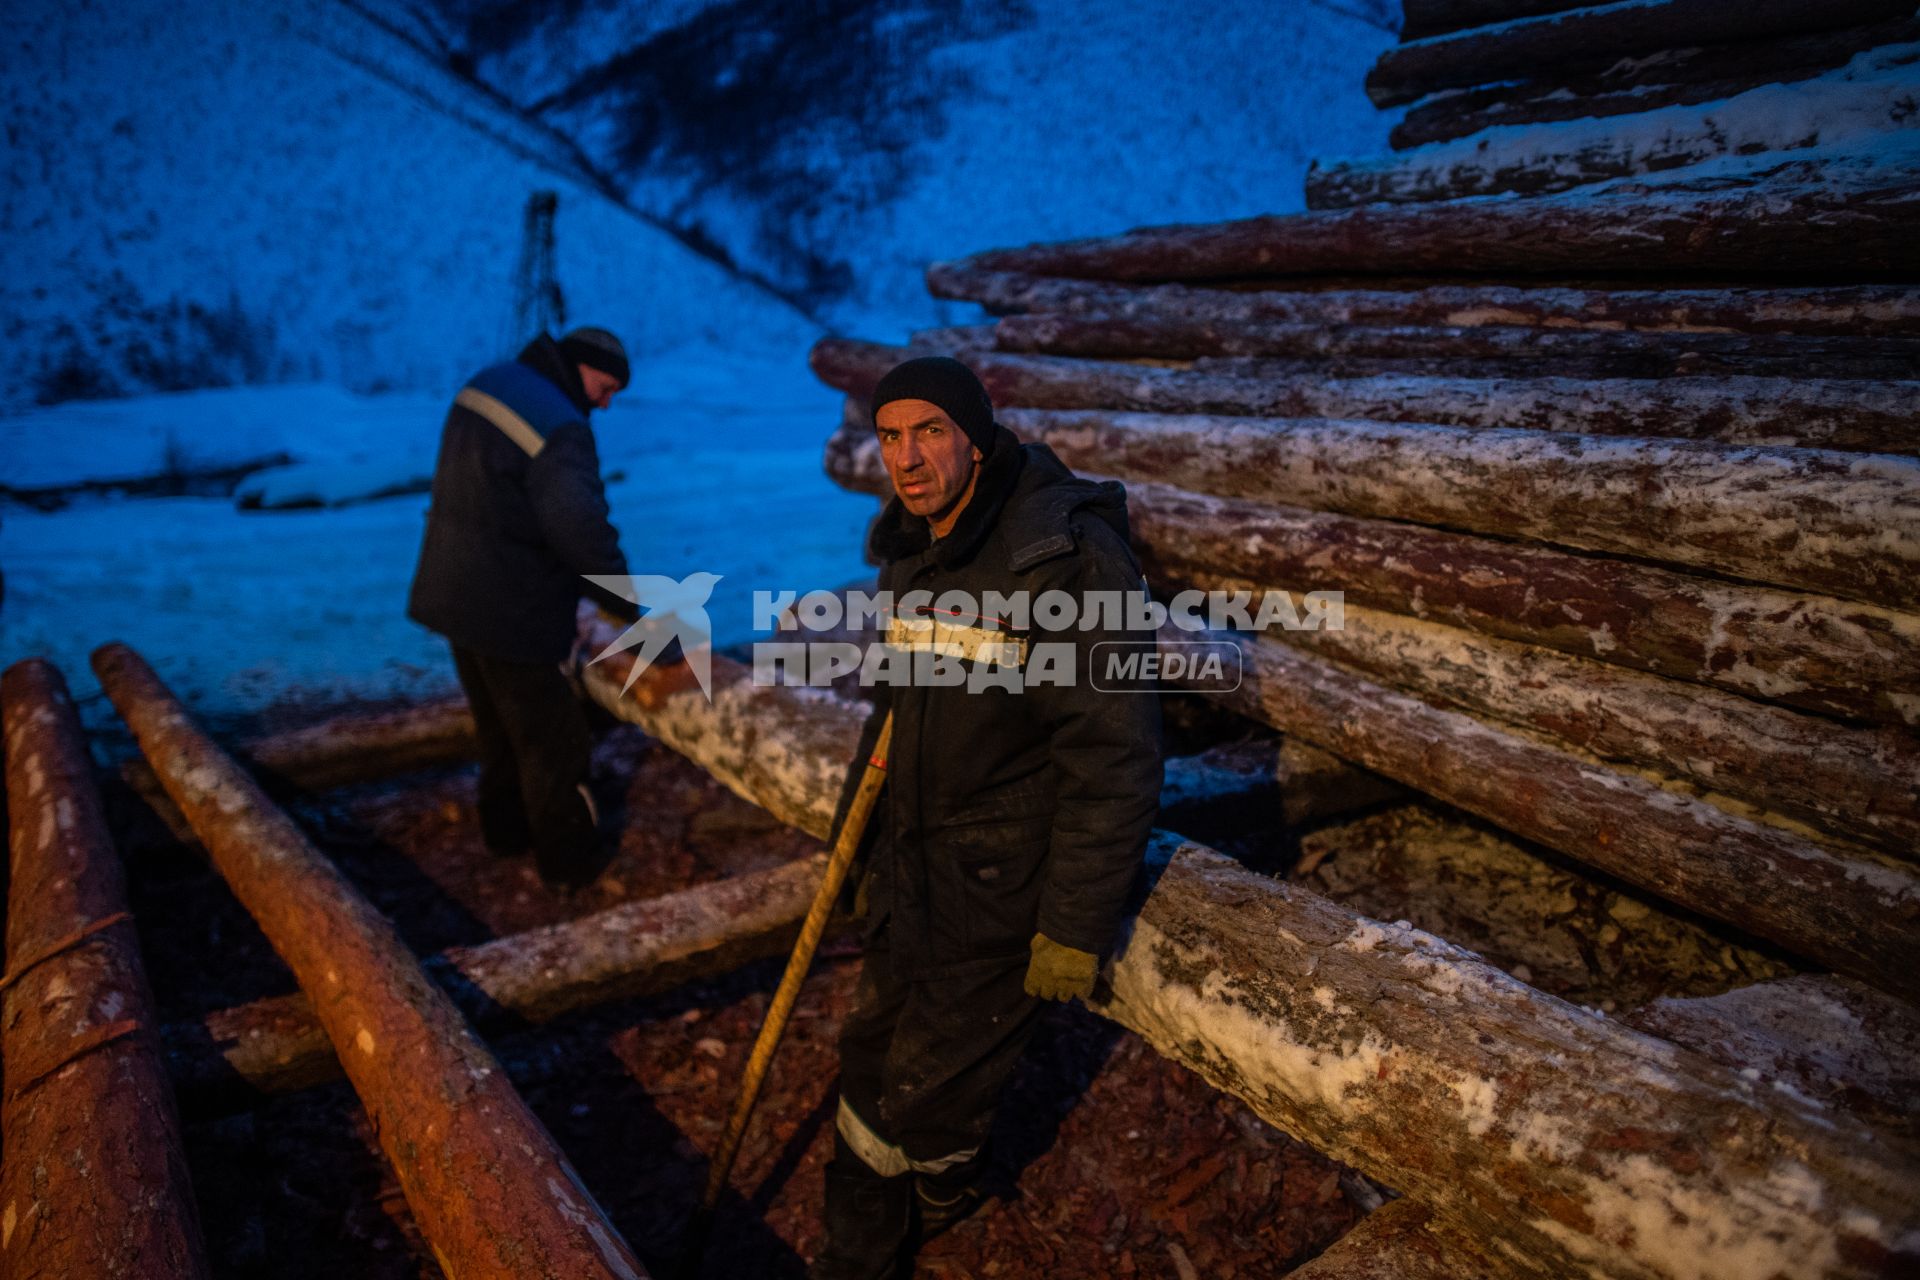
954, 152, 1920, 280
91, 643, 648, 1280
1326, 47, 1920, 207
165, 854, 824, 1104
987, 408, 1920, 611
991, 312, 1920, 379
1, 659, 212, 1280
825, 418, 1920, 728
1259, 595, 1920, 858
243, 694, 477, 790
484, 623, 1920, 1278
1193, 629, 1920, 994
812, 338, 1920, 456
926, 266, 1920, 338
1390, 16, 1920, 147
1094, 833, 1920, 1280
1366, 0, 1916, 106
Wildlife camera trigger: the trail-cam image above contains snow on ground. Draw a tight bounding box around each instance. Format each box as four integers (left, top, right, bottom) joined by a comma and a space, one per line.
0, 353, 874, 723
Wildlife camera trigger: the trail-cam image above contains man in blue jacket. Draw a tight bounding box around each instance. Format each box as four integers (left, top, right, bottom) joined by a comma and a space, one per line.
407, 326, 642, 889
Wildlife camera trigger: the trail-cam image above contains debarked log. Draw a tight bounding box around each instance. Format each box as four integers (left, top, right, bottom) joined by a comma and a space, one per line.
2, 660, 211, 1280
954, 152, 1920, 280
1365, 0, 1914, 106
1326, 47, 1920, 208
991, 312, 1920, 379
825, 418, 1920, 728
811, 338, 1920, 456
990, 408, 1920, 611
1191, 628, 1920, 994
534, 638, 1920, 1279
91, 644, 648, 1280
165, 855, 825, 1103
1095, 833, 1920, 1280
925, 265, 1920, 338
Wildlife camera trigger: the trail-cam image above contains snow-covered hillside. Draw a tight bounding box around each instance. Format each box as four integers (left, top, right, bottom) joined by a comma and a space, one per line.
0, 0, 820, 411
1, 0, 1397, 408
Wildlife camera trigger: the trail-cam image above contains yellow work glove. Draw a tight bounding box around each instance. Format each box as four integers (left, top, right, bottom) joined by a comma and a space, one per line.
1024, 932, 1098, 1002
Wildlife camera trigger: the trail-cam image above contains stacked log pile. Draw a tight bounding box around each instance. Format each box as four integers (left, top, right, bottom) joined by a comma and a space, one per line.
797, 6, 1920, 1272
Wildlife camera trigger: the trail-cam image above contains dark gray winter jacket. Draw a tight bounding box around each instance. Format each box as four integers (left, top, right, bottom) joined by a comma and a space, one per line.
858, 427, 1164, 979
407, 335, 638, 662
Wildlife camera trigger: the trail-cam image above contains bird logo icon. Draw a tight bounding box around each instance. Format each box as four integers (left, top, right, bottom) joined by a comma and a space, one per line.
582, 571, 723, 699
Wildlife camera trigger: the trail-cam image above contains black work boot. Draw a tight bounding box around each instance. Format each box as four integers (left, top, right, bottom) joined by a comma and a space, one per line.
912, 1147, 993, 1245
808, 1139, 911, 1280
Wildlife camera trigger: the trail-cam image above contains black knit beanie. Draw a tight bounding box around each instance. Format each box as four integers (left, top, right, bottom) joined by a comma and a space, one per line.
871, 356, 995, 453
558, 326, 630, 388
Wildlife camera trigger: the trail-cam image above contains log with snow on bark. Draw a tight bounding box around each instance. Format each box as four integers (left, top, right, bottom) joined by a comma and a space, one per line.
985, 408, 1920, 611
555, 615, 1920, 1280
92, 643, 649, 1280
166, 732, 1392, 1103
1188, 627, 1920, 994
813, 337, 1920, 456
925, 266, 1920, 337
989, 312, 1920, 379
954, 139, 1920, 280
2, 660, 212, 1280
1325, 42, 1920, 207
1365, 0, 1917, 107
825, 416, 1920, 728
1093, 832, 1920, 1280
1391, 15, 1920, 148
165, 853, 826, 1103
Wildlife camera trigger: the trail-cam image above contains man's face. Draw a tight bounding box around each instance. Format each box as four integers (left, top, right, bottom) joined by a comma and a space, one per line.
579, 365, 623, 410
876, 398, 982, 532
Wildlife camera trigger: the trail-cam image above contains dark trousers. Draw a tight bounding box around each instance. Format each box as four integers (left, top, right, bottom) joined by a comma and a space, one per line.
834, 940, 1044, 1177
449, 644, 599, 882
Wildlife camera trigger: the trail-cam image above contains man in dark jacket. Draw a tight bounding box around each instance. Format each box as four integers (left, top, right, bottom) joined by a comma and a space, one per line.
811, 357, 1163, 1279
407, 326, 642, 888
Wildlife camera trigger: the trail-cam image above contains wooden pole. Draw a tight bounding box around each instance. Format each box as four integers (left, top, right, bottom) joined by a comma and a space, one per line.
2, 659, 212, 1280
92, 643, 649, 1280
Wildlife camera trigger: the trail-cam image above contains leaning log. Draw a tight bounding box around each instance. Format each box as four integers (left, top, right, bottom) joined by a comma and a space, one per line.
91, 643, 648, 1280
1259, 596, 1920, 858
168, 734, 1391, 1103
1392, 15, 1920, 147
166, 854, 824, 1103
955, 149, 1920, 279
926, 266, 1920, 337
1328, 46, 1920, 207
991, 313, 1920, 379
812, 338, 1920, 456
827, 419, 1920, 728
988, 408, 1920, 610
1365, 0, 1914, 106
539, 641, 1920, 1278
1194, 628, 1920, 993
1, 660, 211, 1280
1095, 834, 1920, 1280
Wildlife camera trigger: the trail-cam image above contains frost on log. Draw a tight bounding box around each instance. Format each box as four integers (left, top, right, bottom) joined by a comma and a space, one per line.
792, 9, 1920, 1271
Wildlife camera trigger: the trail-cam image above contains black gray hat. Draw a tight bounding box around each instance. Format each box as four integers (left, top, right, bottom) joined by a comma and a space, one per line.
558, 326, 630, 388
870, 355, 995, 452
